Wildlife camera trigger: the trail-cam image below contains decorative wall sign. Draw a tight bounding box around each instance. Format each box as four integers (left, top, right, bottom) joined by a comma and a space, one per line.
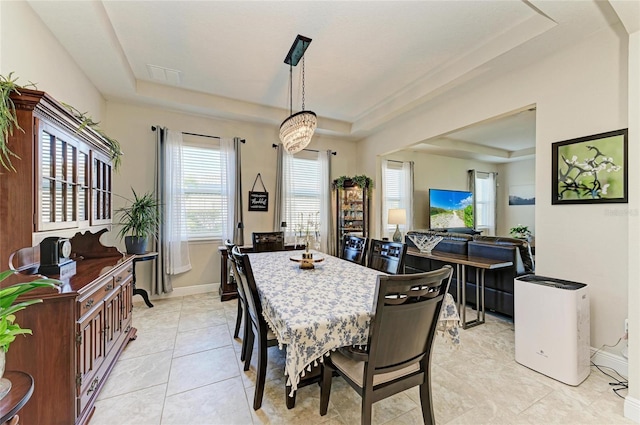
552, 129, 628, 204
249, 173, 269, 211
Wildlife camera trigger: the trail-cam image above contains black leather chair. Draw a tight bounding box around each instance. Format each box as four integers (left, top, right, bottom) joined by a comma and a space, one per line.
252, 231, 285, 252
341, 235, 368, 265
231, 246, 279, 410
225, 240, 249, 363
367, 239, 407, 274
320, 266, 453, 425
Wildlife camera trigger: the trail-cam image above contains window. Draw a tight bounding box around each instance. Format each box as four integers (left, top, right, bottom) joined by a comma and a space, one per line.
182, 143, 228, 240
284, 152, 321, 240
381, 160, 413, 238
473, 171, 497, 236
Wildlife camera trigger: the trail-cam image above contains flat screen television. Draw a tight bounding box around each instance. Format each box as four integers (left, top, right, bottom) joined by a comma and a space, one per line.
429, 188, 474, 229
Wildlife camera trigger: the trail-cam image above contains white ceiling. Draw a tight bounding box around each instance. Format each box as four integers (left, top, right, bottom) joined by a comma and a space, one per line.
26, 0, 621, 161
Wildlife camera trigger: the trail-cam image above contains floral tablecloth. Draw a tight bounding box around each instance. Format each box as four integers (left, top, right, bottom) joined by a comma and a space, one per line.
247, 250, 460, 393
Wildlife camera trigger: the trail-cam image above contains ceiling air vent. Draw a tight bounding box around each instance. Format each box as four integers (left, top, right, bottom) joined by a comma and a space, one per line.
146, 64, 182, 85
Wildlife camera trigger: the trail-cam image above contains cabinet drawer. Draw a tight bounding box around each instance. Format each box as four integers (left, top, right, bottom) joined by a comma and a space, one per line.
114, 264, 133, 286
78, 277, 117, 318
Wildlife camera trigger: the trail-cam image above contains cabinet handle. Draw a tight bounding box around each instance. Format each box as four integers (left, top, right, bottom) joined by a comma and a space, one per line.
87, 377, 99, 394
105, 283, 114, 291
116, 276, 123, 283
85, 299, 94, 308
127, 268, 133, 274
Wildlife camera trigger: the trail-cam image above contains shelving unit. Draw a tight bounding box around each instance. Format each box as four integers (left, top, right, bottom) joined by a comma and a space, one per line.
335, 178, 369, 254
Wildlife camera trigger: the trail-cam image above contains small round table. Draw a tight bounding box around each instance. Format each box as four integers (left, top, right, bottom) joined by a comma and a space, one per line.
0, 371, 34, 424
133, 252, 158, 308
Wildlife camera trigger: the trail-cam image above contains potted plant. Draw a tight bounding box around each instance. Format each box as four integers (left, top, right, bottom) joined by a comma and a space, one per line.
509, 224, 532, 240
0, 270, 60, 398
116, 188, 160, 254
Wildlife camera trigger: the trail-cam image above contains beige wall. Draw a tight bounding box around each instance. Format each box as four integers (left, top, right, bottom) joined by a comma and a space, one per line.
357, 25, 629, 356
0, 1, 105, 121
497, 158, 536, 237
381, 150, 500, 231
103, 101, 358, 293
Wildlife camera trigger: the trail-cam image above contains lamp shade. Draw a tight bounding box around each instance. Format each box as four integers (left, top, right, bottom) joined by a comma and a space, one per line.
279, 110, 317, 154
388, 208, 406, 225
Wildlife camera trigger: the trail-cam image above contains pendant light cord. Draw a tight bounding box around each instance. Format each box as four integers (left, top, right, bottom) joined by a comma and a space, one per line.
302, 56, 306, 111
289, 63, 293, 116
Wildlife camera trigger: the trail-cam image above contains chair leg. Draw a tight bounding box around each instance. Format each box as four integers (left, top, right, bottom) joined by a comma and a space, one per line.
244, 328, 254, 372
253, 336, 268, 410
319, 362, 333, 416
419, 381, 436, 425
234, 298, 243, 338
240, 306, 250, 362
361, 394, 373, 425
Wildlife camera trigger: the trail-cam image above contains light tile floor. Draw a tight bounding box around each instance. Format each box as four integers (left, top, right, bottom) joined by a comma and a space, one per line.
89, 293, 632, 425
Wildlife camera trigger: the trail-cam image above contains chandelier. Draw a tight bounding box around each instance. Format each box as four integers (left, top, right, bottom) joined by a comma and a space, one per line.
279, 35, 317, 155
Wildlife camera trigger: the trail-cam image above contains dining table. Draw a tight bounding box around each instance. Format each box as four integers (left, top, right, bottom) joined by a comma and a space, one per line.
247, 249, 461, 399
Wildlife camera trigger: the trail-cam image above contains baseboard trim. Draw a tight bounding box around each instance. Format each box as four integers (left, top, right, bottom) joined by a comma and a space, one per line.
590, 347, 628, 378
147, 283, 219, 300
624, 396, 640, 423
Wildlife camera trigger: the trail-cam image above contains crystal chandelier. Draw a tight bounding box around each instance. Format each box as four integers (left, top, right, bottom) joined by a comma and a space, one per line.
280, 35, 317, 155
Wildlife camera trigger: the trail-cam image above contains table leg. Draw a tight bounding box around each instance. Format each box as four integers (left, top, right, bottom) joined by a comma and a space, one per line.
461, 267, 485, 329
132, 259, 154, 308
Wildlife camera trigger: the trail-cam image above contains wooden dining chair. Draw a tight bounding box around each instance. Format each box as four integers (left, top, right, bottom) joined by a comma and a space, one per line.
341, 235, 368, 265
366, 239, 407, 274
225, 240, 250, 364
231, 246, 280, 410
319, 265, 453, 425
252, 231, 285, 252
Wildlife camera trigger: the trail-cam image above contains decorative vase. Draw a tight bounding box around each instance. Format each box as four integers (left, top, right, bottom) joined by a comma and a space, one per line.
0, 350, 11, 400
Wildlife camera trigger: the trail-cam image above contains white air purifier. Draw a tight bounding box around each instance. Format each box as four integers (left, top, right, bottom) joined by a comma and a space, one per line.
514, 275, 590, 386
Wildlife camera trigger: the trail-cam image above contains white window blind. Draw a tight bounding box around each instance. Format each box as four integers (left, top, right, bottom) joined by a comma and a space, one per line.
182, 143, 228, 239
383, 162, 403, 234
474, 171, 496, 236
285, 154, 321, 234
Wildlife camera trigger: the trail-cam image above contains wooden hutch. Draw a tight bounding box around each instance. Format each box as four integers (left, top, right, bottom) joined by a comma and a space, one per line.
0, 89, 135, 424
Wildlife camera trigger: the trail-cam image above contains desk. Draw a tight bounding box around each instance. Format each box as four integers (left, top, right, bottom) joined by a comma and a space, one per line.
247, 250, 459, 398
0, 371, 34, 424
133, 252, 158, 308
407, 248, 512, 328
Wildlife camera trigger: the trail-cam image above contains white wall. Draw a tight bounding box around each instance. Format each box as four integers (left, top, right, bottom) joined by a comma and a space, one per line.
498, 158, 536, 237
0, 1, 105, 122
103, 101, 358, 293
357, 25, 629, 356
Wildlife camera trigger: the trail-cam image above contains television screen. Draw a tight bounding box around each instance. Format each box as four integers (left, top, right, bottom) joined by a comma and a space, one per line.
429, 189, 474, 228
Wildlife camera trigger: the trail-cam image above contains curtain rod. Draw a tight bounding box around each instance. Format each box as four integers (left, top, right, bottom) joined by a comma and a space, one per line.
151, 126, 245, 143
272, 144, 337, 155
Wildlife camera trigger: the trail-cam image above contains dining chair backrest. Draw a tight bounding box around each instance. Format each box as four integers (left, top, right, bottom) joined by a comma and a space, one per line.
341, 235, 368, 265
252, 231, 285, 252
368, 266, 452, 372
367, 239, 407, 274
231, 246, 266, 334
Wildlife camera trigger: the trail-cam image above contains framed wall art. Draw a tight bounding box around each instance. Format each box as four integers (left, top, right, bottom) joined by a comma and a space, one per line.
552, 129, 628, 204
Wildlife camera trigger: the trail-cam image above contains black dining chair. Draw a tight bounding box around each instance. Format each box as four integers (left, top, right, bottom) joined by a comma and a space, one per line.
319, 265, 453, 425
225, 240, 250, 364
341, 235, 368, 265
231, 246, 280, 410
366, 239, 407, 274
252, 231, 285, 252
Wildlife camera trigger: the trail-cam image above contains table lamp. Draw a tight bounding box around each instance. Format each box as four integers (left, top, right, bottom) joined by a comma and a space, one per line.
388, 208, 406, 243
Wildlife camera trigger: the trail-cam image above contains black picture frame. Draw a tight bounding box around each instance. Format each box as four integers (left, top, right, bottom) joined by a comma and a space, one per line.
552, 128, 628, 204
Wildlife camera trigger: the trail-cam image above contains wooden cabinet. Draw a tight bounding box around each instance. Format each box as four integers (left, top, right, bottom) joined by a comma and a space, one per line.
0, 88, 114, 266
334, 179, 369, 254
5, 254, 135, 425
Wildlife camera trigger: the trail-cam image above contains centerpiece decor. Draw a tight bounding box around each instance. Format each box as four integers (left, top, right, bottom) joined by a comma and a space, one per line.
0, 270, 60, 400
292, 212, 321, 269
407, 233, 443, 254
509, 224, 531, 240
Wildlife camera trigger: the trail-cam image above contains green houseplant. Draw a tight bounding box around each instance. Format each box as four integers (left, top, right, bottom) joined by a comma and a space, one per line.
0, 270, 60, 398
509, 224, 532, 239
116, 188, 160, 254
